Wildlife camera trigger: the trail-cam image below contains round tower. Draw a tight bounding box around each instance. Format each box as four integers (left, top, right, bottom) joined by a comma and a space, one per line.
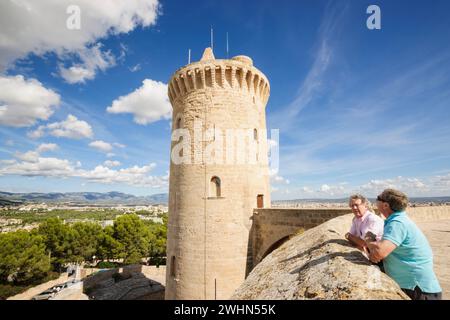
166, 48, 271, 299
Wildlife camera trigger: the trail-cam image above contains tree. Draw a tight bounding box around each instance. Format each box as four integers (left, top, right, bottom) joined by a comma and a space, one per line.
70, 222, 103, 263
146, 218, 167, 262
97, 225, 123, 261
112, 214, 151, 264
0, 231, 51, 284
36, 218, 73, 269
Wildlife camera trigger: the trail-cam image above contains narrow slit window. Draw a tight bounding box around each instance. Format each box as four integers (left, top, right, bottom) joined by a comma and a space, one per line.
171, 256, 176, 277
257, 194, 264, 208
176, 117, 182, 129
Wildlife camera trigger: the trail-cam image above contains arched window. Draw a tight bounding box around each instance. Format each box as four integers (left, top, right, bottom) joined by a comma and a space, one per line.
253, 128, 258, 140
210, 176, 221, 197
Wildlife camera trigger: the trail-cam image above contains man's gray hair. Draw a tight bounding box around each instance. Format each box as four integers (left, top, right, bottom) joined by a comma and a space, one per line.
348, 194, 369, 207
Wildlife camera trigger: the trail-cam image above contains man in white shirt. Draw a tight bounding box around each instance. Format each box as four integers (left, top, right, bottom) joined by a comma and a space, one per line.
345, 194, 384, 252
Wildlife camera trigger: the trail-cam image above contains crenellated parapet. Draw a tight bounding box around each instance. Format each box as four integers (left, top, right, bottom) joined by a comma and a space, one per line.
168, 48, 270, 107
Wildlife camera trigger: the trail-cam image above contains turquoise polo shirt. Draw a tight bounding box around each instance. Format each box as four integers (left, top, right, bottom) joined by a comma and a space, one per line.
382, 211, 441, 293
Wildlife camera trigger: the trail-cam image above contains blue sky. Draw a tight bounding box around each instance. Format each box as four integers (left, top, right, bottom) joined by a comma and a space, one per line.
0, 0, 450, 199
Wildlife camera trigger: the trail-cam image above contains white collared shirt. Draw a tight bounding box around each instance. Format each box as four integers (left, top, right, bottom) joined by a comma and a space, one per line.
349, 210, 384, 241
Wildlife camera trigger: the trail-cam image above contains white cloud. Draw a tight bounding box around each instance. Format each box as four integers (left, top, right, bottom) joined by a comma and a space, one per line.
14, 151, 39, 163
107, 79, 171, 125
359, 177, 429, 195
0, 159, 16, 165
271, 174, 290, 185
113, 143, 126, 148
36, 143, 58, 153
58, 44, 116, 84
79, 163, 164, 187
1, 157, 77, 177
28, 114, 93, 139
0, 0, 161, 72
89, 140, 113, 153
14, 143, 58, 163
0, 75, 60, 127
129, 64, 142, 72
103, 160, 121, 167
0, 150, 167, 188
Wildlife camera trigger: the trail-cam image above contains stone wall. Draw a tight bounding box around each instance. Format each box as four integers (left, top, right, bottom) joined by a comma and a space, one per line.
251, 206, 450, 270
251, 208, 351, 268
7, 273, 68, 300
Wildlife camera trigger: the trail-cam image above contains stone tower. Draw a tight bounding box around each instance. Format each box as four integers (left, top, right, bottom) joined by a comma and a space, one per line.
166, 48, 271, 299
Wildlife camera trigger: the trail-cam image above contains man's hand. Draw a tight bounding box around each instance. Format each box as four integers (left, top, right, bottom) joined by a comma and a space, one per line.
345, 232, 368, 252
367, 240, 397, 263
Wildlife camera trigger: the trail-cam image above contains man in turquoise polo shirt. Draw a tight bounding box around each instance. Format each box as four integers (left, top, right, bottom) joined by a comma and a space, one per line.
367, 188, 442, 300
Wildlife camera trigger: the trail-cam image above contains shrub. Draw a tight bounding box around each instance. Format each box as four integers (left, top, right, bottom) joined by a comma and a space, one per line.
96, 261, 118, 269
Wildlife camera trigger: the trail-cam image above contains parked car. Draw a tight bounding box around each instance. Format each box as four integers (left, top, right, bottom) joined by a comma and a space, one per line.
31, 289, 56, 300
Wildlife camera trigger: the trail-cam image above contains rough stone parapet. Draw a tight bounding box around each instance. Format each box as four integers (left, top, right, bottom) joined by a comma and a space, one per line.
232, 214, 410, 300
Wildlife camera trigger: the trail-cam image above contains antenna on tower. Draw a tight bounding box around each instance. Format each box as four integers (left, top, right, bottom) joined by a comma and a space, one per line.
226, 32, 229, 58
210, 26, 214, 51
188, 48, 191, 64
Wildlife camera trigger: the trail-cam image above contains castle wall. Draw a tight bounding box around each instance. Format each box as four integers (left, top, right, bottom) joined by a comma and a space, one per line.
251, 208, 351, 268
251, 206, 450, 271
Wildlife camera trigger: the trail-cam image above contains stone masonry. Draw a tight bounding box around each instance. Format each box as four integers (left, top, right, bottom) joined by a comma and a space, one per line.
166, 48, 271, 300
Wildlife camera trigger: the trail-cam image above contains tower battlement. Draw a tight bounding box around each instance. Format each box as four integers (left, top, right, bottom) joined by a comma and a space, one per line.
168, 48, 270, 107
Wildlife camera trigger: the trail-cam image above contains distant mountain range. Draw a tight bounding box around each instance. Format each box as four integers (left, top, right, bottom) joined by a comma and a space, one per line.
1, 191, 449, 207
0, 191, 169, 206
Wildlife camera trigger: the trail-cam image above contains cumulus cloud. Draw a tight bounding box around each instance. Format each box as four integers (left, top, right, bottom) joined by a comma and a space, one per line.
78, 163, 164, 187
0, 75, 60, 127
14, 143, 58, 163
271, 174, 290, 185
89, 140, 113, 153
359, 176, 428, 194
103, 160, 121, 167
0, 149, 167, 188
2, 157, 77, 177
28, 114, 93, 139
58, 43, 116, 84
36, 143, 58, 153
14, 151, 39, 163
107, 79, 171, 124
0, 0, 161, 72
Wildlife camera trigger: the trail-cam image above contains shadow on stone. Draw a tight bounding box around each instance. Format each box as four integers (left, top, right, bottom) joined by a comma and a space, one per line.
281, 238, 355, 263
289, 251, 370, 275
83, 265, 165, 300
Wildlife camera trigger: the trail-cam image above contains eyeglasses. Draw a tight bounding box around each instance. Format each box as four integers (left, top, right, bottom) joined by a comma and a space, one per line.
376, 195, 386, 202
